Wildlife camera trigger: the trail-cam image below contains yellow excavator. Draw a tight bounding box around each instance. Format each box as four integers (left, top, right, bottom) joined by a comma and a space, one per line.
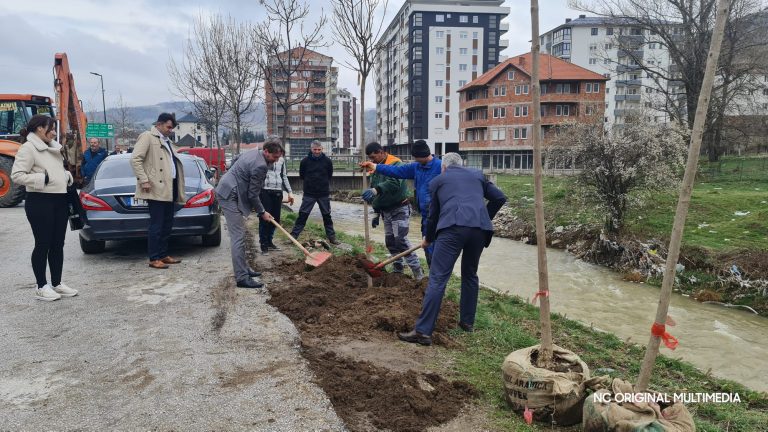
0, 53, 88, 207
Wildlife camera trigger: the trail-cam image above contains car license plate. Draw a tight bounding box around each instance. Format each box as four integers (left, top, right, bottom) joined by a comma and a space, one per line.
129, 197, 148, 207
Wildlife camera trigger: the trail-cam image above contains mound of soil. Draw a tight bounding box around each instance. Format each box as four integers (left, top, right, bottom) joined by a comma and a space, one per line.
265, 253, 476, 431
304, 348, 477, 432
268, 255, 460, 346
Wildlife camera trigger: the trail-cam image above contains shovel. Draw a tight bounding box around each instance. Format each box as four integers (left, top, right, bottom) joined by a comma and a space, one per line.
360, 244, 422, 278
270, 219, 332, 268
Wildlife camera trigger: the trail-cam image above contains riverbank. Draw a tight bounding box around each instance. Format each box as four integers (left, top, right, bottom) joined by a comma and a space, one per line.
331, 160, 768, 315
263, 214, 768, 431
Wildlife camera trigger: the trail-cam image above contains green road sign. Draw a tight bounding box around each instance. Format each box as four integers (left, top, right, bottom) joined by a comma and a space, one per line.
86, 123, 114, 138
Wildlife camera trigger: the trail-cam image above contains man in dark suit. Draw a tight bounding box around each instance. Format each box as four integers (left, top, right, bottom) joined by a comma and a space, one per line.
215, 138, 284, 288
398, 153, 507, 346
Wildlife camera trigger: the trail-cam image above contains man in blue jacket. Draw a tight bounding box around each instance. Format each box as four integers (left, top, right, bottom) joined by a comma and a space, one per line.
359, 140, 441, 265
81, 138, 107, 184
398, 153, 507, 346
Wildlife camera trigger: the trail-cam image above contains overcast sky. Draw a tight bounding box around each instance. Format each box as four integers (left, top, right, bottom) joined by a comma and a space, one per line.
1, 0, 578, 111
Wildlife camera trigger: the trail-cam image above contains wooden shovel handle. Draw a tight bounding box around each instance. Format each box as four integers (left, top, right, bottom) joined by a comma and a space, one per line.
270, 218, 311, 257
376, 244, 422, 268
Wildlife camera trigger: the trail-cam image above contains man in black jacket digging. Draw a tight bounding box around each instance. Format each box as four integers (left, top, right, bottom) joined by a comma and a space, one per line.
290, 141, 340, 245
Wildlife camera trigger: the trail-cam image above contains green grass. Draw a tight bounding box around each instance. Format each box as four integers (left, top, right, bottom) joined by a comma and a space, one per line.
278, 216, 768, 431
494, 156, 768, 252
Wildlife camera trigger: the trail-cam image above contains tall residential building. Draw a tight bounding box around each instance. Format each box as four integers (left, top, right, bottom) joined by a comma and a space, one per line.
334, 88, 358, 153
265, 48, 339, 156
374, 0, 510, 157
540, 15, 675, 126
458, 52, 607, 170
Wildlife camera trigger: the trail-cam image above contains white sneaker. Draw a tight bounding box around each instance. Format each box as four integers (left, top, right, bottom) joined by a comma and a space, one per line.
35, 284, 62, 302
53, 283, 78, 297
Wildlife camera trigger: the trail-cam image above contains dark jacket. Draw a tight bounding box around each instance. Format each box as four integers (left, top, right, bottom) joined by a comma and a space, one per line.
370, 154, 409, 211
299, 152, 333, 197
425, 166, 507, 247
82, 147, 107, 179
215, 149, 271, 215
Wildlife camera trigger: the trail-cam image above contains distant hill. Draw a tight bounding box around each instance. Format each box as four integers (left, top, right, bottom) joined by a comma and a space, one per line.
88, 101, 267, 131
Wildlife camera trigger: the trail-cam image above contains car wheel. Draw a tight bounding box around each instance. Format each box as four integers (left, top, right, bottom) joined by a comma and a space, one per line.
202, 225, 221, 247
79, 234, 106, 254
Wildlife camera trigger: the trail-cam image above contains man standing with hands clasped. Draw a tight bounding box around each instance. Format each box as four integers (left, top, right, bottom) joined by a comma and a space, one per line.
398, 153, 507, 346
215, 138, 284, 288
131, 113, 186, 269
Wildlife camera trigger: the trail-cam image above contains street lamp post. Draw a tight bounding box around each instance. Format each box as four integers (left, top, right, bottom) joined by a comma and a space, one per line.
90, 71, 109, 151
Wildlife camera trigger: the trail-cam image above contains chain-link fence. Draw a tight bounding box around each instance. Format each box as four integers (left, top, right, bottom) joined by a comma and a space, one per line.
698, 156, 768, 182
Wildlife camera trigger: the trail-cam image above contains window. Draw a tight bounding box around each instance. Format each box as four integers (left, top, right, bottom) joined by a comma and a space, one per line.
472, 15, 479, 23
489, 32, 497, 43
488, 47, 496, 60
435, 96, 443, 103
436, 47, 444, 55
648, 42, 656, 49
460, 31, 468, 39
513, 127, 528, 139
605, 43, 613, 50
458, 79, 467, 86
435, 80, 443, 87
555, 105, 570, 116
435, 112, 443, 119
763, 89, 768, 96
290, 115, 300, 122
459, 64, 467, 71
646, 87, 653, 93
472, 64, 477, 72
493, 85, 506, 96
436, 31, 444, 38
460, 15, 468, 23
460, 48, 468, 55
606, 87, 610, 94
413, 13, 422, 26
607, 27, 614, 35
489, 16, 497, 28
413, 46, 422, 60
593, 83, 600, 92
589, 58, 597, 65
591, 27, 598, 36
492, 107, 506, 118
514, 105, 529, 117
508, 71, 515, 80
436, 14, 444, 22
491, 128, 505, 140
304, 115, 312, 122
586, 83, 593, 93
586, 105, 595, 115
413, 63, 423, 75
630, 28, 642, 36
472, 31, 478, 39
589, 44, 597, 51
604, 58, 611, 65
413, 29, 422, 43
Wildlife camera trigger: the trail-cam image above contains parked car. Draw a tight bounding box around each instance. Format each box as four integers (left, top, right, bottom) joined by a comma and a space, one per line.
78, 153, 221, 254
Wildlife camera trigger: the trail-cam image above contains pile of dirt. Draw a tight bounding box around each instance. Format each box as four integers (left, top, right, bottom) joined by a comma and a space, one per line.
265, 253, 476, 431
304, 347, 477, 432
268, 255, 460, 346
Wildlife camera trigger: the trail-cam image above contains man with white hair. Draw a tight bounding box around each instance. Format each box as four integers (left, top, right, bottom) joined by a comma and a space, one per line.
398, 153, 507, 346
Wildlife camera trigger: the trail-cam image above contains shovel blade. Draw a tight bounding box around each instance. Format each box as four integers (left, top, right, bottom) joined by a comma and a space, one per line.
306, 251, 332, 267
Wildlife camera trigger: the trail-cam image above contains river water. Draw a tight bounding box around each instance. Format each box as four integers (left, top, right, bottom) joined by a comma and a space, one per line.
286, 197, 768, 392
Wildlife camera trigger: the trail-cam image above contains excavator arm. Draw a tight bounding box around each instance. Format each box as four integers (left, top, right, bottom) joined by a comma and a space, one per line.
54, 52, 88, 185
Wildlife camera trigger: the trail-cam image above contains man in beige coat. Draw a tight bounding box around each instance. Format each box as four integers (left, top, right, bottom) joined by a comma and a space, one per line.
130, 113, 186, 269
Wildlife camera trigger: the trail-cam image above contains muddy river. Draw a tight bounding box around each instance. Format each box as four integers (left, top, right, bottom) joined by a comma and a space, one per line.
286, 197, 768, 392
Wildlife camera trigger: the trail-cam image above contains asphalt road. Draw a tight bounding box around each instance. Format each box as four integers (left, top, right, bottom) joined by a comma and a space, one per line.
0, 204, 344, 431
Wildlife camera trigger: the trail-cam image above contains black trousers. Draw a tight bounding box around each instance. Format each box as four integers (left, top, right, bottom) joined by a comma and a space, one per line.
258, 189, 283, 248
24, 192, 69, 288
147, 181, 178, 261
289, 194, 336, 240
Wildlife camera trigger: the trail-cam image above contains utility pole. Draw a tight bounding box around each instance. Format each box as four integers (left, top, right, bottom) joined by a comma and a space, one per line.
90, 71, 109, 151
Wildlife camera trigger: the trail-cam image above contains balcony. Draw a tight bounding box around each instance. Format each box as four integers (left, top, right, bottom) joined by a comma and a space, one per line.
614, 94, 641, 101
617, 49, 644, 59
500, 22, 509, 32
617, 64, 642, 73
615, 79, 642, 86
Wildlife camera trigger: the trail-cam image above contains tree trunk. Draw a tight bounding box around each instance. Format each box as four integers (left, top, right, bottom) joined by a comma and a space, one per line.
360, 75, 372, 288
530, 0, 554, 366
635, 0, 731, 393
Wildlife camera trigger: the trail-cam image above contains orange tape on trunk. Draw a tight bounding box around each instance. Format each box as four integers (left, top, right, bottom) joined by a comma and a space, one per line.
651, 322, 679, 350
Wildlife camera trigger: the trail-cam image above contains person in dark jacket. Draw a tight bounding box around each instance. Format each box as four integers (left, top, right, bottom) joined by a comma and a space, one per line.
398, 153, 507, 346
81, 138, 108, 184
359, 139, 441, 265
290, 141, 339, 244
362, 142, 423, 279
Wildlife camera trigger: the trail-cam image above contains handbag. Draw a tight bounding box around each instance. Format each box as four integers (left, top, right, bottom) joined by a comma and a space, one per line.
66, 185, 85, 231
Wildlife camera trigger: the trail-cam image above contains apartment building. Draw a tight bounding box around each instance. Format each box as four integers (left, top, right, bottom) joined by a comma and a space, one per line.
265, 48, 340, 156
374, 0, 510, 157
458, 52, 607, 170
540, 15, 675, 126
334, 88, 358, 154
